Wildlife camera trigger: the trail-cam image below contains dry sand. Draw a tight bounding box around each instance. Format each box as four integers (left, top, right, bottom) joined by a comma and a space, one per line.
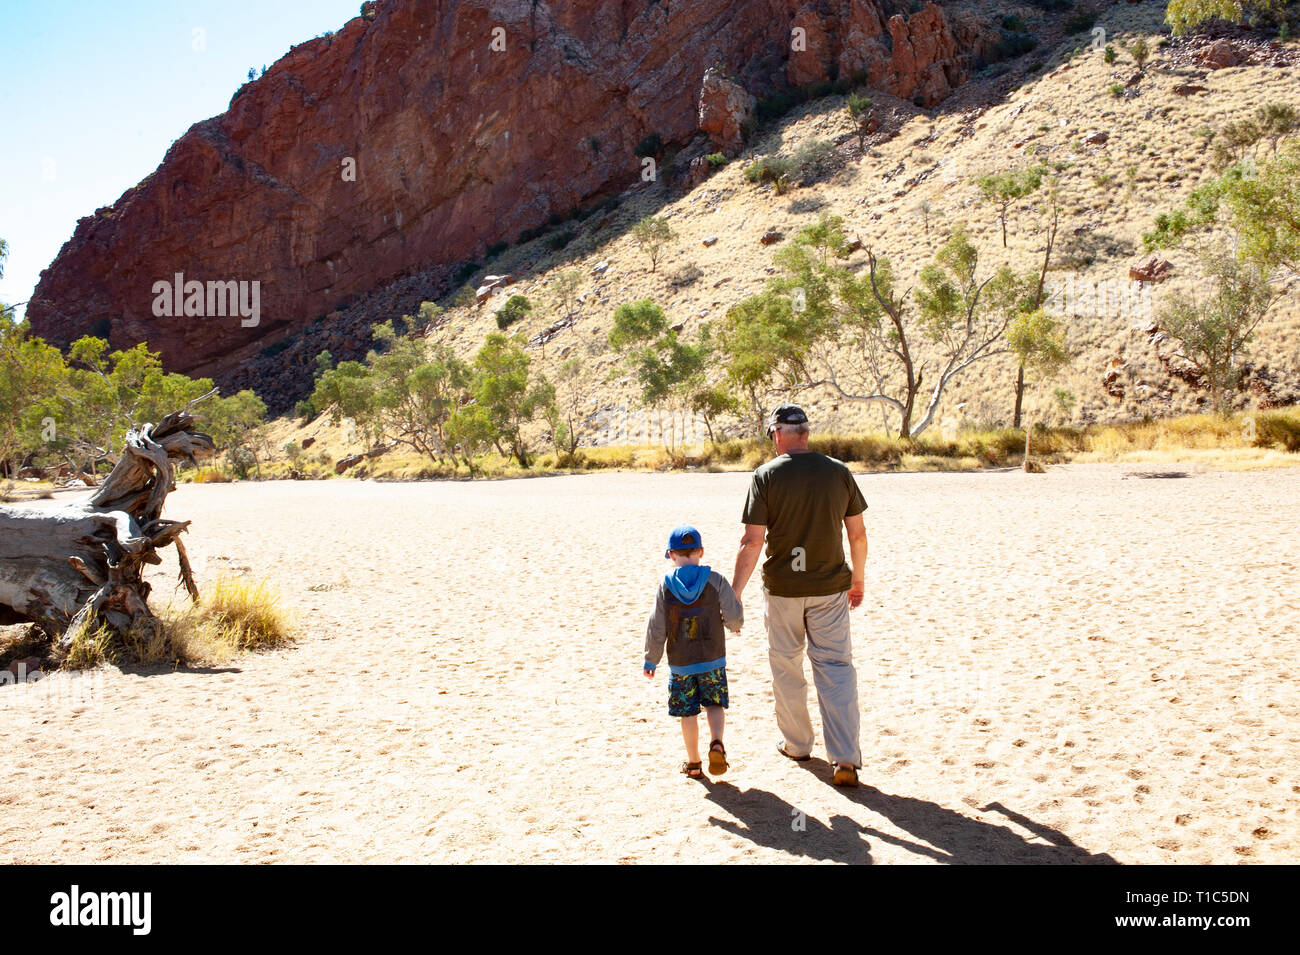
2, 462, 1296, 864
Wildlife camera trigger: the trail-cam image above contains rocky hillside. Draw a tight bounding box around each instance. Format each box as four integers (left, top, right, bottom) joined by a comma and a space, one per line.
27, 0, 1006, 397
279, 1, 1299, 447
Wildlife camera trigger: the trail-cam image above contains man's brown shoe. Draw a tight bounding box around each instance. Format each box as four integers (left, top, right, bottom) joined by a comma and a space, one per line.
832, 764, 860, 787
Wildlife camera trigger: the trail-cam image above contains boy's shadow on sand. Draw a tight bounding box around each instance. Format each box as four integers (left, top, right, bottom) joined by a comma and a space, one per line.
705, 760, 1118, 865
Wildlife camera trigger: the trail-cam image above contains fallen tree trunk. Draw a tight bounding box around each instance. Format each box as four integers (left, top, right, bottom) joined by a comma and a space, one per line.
0, 391, 217, 648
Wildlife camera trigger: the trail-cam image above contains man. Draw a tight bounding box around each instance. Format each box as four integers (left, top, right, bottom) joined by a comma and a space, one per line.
732, 404, 868, 786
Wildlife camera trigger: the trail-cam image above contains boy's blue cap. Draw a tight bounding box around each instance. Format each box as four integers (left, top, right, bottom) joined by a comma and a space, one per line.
665, 525, 702, 558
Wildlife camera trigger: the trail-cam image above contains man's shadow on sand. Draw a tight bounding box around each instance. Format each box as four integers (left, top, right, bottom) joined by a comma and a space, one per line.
704, 759, 1118, 865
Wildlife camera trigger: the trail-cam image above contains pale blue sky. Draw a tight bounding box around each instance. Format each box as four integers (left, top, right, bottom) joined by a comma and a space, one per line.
0, 0, 363, 318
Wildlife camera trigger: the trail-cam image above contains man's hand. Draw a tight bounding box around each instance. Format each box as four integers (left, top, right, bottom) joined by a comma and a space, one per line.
844, 513, 867, 610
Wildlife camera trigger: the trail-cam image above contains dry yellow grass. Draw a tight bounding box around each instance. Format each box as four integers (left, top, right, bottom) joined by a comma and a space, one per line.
190, 467, 233, 484
164, 575, 297, 662
60, 621, 116, 670
45, 575, 297, 671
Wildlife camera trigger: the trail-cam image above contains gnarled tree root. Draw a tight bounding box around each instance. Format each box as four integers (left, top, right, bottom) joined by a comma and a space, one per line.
0, 391, 218, 650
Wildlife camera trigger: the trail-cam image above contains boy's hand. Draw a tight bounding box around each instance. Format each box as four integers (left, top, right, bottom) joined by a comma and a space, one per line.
643, 665, 655, 678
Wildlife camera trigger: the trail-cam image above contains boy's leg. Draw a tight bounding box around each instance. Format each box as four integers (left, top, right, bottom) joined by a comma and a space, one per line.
680, 715, 700, 763
705, 705, 725, 746
764, 589, 816, 758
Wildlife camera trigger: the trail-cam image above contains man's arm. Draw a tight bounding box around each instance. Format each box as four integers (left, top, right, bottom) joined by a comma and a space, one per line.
844, 512, 867, 609
732, 524, 766, 597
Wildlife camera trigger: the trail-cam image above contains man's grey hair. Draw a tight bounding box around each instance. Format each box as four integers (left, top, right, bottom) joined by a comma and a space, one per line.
774, 422, 810, 437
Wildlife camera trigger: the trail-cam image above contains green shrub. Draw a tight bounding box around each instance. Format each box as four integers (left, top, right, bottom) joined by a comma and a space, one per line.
1064, 10, 1097, 33
705, 152, 728, 167
744, 155, 795, 188
993, 31, 1039, 60
634, 133, 663, 158
1131, 37, 1150, 69
1001, 14, 1028, 31
1108, 83, 1124, 98
1103, 44, 1116, 64
755, 91, 797, 122
486, 240, 508, 258
546, 230, 576, 251
453, 261, 480, 286
846, 92, 873, 118
792, 139, 837, 182
495, 294, 532, 330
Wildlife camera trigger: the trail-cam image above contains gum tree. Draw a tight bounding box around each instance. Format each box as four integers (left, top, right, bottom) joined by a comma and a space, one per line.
1007, 309, 1071, 470
631, 217, 676, 273
608, 300, 708, 450
975, 164, 1046, 247
719, 216, 1025, 439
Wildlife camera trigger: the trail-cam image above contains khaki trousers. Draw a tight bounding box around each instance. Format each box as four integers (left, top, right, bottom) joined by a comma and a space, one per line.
762, 587, 862, 767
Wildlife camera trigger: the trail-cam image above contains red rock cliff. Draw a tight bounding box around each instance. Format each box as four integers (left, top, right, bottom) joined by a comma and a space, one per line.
28, 0, 991, 383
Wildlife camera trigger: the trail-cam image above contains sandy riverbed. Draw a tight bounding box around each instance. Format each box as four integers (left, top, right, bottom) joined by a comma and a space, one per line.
2, 462, 1296, 863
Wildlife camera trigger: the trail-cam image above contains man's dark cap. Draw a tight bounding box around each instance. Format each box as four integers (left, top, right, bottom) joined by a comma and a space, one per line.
767, 404, 809, 435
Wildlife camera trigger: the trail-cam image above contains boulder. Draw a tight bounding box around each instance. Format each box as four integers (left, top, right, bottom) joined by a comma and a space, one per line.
698, 68, 756, 155
334, 454, 365, 475
1129, 256, 1172, 283
686, 156, 712, 186
1196, 39, 1240, 70
475, 274, 512, 305
761, 230, 783, 245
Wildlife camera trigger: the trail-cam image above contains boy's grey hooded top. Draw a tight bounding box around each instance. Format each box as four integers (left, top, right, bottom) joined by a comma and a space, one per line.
645, 564, 744, 676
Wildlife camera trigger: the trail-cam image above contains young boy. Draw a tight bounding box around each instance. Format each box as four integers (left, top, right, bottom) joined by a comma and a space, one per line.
644, 525, 744, 779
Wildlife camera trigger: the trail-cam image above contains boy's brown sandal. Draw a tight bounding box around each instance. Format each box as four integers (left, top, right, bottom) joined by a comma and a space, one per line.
681, 761, 704, 779
708, 740, 728, 776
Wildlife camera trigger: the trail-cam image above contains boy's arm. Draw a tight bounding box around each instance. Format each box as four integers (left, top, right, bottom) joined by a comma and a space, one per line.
713, 573, 744, 632
644, 583, 669, 673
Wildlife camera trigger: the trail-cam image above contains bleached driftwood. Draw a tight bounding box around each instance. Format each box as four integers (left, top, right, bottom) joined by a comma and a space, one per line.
0, 391, 217, 646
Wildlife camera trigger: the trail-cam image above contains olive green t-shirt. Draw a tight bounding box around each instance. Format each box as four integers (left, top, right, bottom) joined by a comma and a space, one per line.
742, 451, 867, 597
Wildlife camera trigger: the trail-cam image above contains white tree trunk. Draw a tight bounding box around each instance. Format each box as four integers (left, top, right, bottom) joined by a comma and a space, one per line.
0, 393, 217, 646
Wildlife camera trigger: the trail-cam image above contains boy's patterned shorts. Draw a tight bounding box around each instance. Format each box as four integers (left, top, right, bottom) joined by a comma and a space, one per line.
667, 667, 729, 717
